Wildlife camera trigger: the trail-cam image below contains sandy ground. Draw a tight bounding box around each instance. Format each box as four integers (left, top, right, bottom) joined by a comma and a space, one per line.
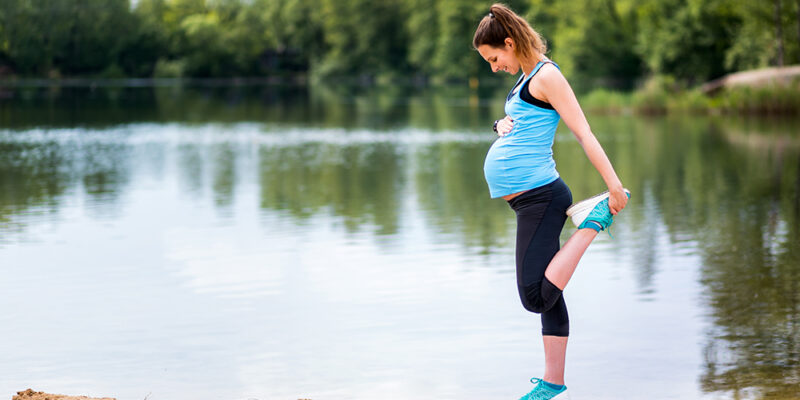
12, 389, 115, 400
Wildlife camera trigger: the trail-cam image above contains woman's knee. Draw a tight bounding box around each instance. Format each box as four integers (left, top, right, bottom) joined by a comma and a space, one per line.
519, 278, 563, 314
520, 295, 546, 313
518, 284, 546, 313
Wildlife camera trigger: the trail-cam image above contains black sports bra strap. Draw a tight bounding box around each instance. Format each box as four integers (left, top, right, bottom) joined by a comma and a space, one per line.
520, 61, 555, 110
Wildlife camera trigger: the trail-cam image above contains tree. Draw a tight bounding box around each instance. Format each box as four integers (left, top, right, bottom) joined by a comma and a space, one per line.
538, 0, 642, 90
315, 0, 409, 80
636, 0, 740, 84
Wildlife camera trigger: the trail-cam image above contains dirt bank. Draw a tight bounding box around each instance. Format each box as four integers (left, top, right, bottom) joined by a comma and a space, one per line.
701, 65, 800, 93
12, 389, 115, 400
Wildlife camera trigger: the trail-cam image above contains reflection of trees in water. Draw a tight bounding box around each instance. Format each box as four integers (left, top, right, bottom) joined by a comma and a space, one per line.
0, 139, 132, 237
0, 85, 311, 129
565, 114, 800, 399
412, 142, 513, 254
692, 120, 800, 399
627, 115, 800, 399
0, 84, 505, 132
699, 212, 800, 399
177, 144, 205, 196
211, 144, 237, 208
2, 88, 800, 398
257, 143, 405, 236
253, 136, 515, 257
558, 115, 666, 292
0, 142, 69, 236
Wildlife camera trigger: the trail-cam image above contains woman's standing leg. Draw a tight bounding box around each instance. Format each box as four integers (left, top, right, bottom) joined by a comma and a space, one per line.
539, 211, 607, 385
540, 216, 601, 385
509, 179, 574, 389
542, 336, 568, 385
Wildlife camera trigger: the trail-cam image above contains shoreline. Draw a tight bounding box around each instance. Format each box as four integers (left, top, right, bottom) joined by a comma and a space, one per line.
12, 389, 115, 400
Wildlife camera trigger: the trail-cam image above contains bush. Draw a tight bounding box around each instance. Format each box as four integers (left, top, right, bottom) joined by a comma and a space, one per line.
717, 81, 800, 115
667, 89, 711, 113
98, 63, 127, 79
580, 88, 632, 113
153, 58, 186, 79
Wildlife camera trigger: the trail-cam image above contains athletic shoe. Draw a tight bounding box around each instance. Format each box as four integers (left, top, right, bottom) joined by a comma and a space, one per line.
518, 377, 569, 400
566, 189, 631, 232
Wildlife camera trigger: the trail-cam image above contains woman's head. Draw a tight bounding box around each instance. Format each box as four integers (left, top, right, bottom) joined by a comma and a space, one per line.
473, 3, 547, 74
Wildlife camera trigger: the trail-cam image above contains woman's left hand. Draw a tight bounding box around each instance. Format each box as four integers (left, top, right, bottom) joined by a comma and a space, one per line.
608, 186, 628, 215
495, 116, 514, 137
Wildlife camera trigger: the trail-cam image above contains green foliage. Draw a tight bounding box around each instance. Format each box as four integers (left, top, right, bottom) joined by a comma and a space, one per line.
153, 58, 186, 78
98, 63, 127, 79
430, 0, 486, 81
313, 0, 411, 80
0, 0, 798, 83
723, 2, 776, 71
580, 88, 633, 113
0, 0, 137, 76
578, 76, 800, 115
541, 0, 642, 90
636, 0, 741, 84
717, 81, 800, 115
668, 88, 712, 113
405, 0, 438, 76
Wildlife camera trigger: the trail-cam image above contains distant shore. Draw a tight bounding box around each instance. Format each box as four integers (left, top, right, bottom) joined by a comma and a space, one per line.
2, 66, 798, 116
581, 66, 800, 116
0, 76, 305, 88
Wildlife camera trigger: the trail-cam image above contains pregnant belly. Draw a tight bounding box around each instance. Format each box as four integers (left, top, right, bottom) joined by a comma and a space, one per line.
483, 139, 555, 200
483, 140, 506, 184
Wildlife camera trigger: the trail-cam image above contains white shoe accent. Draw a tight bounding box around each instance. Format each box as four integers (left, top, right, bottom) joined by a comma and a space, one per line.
565, 189, 630, 228
565, 191, 610, 228
552, 389, 570, 399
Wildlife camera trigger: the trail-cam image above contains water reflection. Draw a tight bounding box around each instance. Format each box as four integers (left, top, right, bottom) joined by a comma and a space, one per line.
0, 85, 799, 399
258, 143, 406, 235
412, 143, 514, 252
696, 119, 800, 399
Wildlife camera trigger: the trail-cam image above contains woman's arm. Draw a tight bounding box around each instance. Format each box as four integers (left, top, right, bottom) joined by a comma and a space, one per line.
534, 65, 628, 214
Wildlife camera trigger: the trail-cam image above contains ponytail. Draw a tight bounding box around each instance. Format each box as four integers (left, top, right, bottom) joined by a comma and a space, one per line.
473, 3, 547, 69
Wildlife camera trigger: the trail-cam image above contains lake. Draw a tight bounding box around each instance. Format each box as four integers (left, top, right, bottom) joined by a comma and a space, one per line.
0, 84, 798, 400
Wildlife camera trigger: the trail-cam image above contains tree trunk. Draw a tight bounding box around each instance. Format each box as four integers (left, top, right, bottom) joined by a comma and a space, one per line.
774, 0, 784, 67
796, 0, 800, 63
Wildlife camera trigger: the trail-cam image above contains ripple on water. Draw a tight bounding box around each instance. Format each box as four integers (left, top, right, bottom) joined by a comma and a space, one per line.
0, 123, 490, 147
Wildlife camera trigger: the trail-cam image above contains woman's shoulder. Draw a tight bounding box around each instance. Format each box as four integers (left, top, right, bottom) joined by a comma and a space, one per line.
536, 60, 562, 77
534, 61, 568, 88
528, 60, 571, 103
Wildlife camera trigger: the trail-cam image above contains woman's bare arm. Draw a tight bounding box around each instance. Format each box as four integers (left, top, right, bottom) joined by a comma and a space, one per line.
534, 65, 628, 214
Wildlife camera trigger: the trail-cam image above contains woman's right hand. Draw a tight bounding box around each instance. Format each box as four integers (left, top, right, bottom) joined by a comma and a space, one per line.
496, 115, 514, 137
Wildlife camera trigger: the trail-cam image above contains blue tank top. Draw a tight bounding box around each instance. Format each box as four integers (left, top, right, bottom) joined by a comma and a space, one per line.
484, 61, 561, 198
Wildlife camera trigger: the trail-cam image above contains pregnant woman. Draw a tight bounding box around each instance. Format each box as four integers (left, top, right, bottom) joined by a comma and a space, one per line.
473, 4, 630, 399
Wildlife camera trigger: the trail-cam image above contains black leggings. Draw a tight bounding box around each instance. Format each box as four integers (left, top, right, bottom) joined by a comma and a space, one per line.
507, 178, 572, 337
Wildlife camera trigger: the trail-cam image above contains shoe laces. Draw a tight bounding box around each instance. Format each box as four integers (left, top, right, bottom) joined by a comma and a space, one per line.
522, 377, 564, 400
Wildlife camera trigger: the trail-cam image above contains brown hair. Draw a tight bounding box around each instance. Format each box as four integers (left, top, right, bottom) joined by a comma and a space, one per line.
472, 3, 547, 70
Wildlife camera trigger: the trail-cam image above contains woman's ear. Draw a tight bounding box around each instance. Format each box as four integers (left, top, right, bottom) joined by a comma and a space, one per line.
505, 37, 514, 49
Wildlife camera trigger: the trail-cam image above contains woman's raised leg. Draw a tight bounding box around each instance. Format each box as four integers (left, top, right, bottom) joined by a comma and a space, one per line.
543, 228, 598, 290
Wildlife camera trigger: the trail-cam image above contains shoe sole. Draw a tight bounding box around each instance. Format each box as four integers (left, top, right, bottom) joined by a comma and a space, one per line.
566, 189, 630, 228
551, 389, 570, 400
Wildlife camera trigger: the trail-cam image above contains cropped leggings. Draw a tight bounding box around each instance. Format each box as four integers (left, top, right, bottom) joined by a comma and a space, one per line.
507, 178, 572, 337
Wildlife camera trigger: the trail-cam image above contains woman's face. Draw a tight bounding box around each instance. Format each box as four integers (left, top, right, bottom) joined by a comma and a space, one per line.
477, 38, 520, 75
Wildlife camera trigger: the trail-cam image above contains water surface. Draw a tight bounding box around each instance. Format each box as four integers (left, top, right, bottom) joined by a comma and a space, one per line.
0, 85, 798, 400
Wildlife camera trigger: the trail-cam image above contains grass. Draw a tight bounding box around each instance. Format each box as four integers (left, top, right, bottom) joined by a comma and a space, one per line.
580, 77, 800, 116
